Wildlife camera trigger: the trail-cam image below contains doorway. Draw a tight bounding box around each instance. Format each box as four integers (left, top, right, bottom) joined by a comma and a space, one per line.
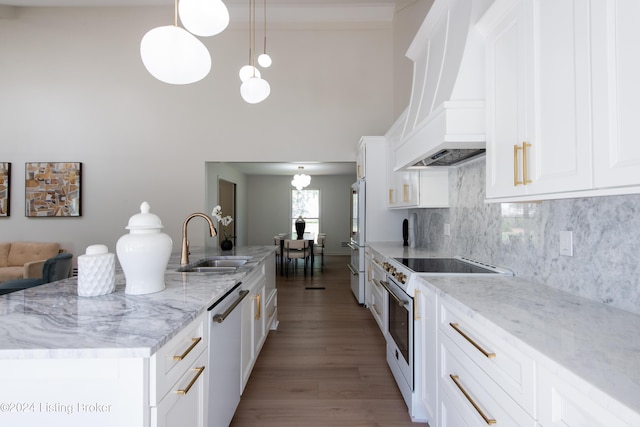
218, 179, 236, 246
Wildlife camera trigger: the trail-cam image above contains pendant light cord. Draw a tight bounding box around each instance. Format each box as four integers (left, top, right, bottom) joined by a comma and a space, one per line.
263, 0, 267, 54
174, 0, 178, 26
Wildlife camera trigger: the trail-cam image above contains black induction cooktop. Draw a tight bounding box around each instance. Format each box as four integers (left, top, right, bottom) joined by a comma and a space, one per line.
393, 257, 498, 274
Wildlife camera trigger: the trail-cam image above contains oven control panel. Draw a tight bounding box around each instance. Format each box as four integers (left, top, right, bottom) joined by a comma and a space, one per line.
383, 262, 407, 284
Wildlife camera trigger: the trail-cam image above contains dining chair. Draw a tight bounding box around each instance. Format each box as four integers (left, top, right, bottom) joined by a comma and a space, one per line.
284, 239, 311, 277
314, 234, 325, 271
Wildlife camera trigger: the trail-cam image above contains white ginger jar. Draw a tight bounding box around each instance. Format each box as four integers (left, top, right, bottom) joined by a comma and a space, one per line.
116, 201, 172, 295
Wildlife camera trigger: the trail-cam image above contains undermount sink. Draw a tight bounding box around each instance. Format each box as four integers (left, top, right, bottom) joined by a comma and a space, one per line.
176, 256, 252, 273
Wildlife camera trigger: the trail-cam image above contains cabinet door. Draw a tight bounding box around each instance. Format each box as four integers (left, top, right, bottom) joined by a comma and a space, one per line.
485, 0, 531, 199
417, 281, 437, 423
592, 0, 640, 188
153, 350, 207, 427
527, 0, 592, 195
240, 290, 254, 392
537, 364, 636, 427
485, 0, 592, 200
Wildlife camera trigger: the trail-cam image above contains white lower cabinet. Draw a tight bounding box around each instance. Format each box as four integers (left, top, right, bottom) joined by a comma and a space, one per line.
150, 312, 208, 427
366, 251, 387, 335
438, 333, 535, 427
240, 261, 269, 392
537, 364, 636, 427
416, 280, 437, 424
151, 350, 208, 427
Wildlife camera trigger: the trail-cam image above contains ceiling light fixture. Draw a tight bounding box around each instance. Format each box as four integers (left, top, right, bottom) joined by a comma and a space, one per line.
257, 0, 272, 68
179, 0, 230, 37
140, 0, 211, 85
291, 166, 311, 191
240, 0, 270, 103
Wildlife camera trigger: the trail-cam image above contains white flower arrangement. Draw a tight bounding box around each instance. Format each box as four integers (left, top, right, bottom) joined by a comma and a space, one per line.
212, 205, 234, 238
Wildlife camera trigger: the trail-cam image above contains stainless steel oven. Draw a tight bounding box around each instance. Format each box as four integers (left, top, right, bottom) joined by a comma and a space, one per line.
381, 274, 413, 399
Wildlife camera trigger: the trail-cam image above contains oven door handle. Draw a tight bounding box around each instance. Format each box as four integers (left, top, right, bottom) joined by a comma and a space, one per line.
347, 242, 359, 251
378, 279, 408, 306
347, 263, 359, 276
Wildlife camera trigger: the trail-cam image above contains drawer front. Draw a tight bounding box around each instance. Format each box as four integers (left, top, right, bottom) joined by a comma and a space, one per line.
439, 301, 535, 416
439, 333, 536, 427
537, 364, 636, 427
265, 288, 278, 330
369, 274, 386, 333
151, 349, 207, 427
151, 314, 208, 405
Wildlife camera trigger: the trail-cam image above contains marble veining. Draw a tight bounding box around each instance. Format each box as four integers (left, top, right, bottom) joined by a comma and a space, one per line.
419, 274, 640, 417
411, 156, 640, 315
0, 246, 275, 359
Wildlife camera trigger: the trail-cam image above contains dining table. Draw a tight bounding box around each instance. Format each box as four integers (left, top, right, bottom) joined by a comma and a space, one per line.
279, 232, 315, 276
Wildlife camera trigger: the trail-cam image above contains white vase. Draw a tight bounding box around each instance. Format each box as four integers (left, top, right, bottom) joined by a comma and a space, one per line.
116, 201, 173, 295
77, 244, 116, 297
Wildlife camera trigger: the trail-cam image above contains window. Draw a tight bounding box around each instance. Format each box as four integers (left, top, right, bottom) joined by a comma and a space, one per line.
291, 189, 320, 236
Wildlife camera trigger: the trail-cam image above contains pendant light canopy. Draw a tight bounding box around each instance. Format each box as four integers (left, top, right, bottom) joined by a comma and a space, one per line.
179, 0, 230, 37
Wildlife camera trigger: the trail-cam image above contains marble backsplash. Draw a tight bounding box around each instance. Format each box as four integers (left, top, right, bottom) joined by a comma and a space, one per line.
410, 156, 640, 315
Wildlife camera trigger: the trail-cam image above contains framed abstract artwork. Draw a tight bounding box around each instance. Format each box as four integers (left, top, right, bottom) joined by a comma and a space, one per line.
25, 162, 82, 217
0, 162, 9, 217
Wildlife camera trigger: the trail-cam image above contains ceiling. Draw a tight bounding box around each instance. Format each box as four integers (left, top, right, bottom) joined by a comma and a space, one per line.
0, 0, 398, 7
223, 162, 356, 176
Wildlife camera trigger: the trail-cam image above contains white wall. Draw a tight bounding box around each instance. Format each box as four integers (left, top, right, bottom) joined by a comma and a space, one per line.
0, 6, 394, 260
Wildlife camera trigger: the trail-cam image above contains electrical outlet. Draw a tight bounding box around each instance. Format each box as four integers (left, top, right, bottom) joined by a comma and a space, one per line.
444, 223, 450, 236
560, 231, 573, 256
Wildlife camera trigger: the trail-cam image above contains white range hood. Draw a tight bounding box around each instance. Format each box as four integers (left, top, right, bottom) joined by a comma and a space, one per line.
392, 0, 493, 170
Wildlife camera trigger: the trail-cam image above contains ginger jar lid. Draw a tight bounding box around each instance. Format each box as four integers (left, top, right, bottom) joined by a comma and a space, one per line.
125, 201, 164, 230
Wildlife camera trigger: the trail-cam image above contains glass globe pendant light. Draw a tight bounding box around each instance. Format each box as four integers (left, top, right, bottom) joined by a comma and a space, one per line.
257, 0, 272, 68
179, 0, 230, 37
140, 0, 211, 85
239, 0, 270, 103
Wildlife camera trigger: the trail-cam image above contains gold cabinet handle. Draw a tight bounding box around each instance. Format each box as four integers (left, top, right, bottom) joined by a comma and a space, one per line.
449, 323, 495, 358
173, 337, 202, 361
254, 293, 261, 320
450, 375, 496, 425
176, 366, 205, 395
357, 164, 362, 178
513, 144, 523, 186
414, 290, 421, 320
388, 189, 394, 204
522, 142, 532, 185
403, 184, 409, 202
372, 303, 382, 316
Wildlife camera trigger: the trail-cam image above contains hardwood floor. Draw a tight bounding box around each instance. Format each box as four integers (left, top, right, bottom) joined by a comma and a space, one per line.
231, 255, 430, 427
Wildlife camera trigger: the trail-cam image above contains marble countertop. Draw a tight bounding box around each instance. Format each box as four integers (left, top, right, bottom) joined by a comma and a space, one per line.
368, 241, 640, 418
0, 246, 276, 360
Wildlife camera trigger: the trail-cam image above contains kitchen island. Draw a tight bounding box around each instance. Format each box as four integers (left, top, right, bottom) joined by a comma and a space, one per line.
0, 246, 276, 427
368, 241, 640, 426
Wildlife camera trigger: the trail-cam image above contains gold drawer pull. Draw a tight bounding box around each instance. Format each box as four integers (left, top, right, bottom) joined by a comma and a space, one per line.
522, 141, 532, 185
450, 375, 496, 425
414, 290, 421, 320
173, 337, 202, 361
176, 366, 205, 395
513, 144, 523, 186
403, 184, 409, 202
388, 189, 394, 204
449, 323, 495, 358
255, 294, 261, 320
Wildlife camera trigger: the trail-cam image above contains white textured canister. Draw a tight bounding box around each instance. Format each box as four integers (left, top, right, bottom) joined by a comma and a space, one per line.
77, 244, 116, 297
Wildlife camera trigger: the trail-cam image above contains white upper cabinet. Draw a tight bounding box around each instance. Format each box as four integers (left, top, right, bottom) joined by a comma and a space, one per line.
482, 0, 640, 202
591, 0, 640, 189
